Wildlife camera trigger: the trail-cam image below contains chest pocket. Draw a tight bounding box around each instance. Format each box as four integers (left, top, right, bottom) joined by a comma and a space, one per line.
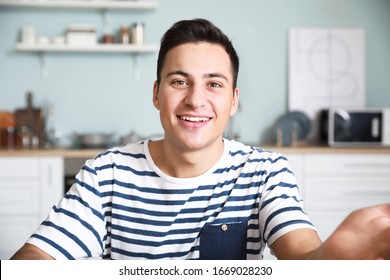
199, 221, 247, 260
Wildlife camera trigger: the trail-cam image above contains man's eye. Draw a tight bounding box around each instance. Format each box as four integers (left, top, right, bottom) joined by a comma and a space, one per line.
172, 80, 187, 86
209, 82, 222, 88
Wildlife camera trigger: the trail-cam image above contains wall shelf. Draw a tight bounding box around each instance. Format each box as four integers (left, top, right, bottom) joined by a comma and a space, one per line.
16, 43, 159, 53
0, 0, 158, 10
16, 43, 158, 79
7, 1, 158, 78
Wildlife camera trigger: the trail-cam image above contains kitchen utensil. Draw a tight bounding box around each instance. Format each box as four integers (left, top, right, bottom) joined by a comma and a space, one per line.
73, 132, 115, 149
14, 92, 45, 148
0, 111, 15, 128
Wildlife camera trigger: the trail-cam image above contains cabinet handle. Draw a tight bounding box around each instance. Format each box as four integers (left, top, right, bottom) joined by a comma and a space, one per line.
344, 163, 390, 169
47, 164, 53, 188
344, 190, 390, 196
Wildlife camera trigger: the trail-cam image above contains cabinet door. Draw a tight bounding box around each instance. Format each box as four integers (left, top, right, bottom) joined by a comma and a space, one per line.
0, 216, 40, 259
0, 156, 64, 259
0, 157, 39, 178
0, 180, 39, 214
38, 157, 64, 221
305, 154, 390, 175
304, 176, 390, 211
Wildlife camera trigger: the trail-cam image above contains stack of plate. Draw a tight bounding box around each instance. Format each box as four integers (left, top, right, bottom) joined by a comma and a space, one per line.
274, 111, 311, 146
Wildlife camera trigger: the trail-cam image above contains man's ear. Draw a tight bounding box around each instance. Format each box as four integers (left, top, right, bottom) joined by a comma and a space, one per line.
153, 81, 160, 110
230, 87, 240, 116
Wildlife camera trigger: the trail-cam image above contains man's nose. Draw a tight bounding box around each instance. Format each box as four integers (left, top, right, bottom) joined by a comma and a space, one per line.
184, 84, 207, 108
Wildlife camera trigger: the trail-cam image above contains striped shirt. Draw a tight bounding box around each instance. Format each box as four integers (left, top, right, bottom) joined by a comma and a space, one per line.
27, 139, 315, 260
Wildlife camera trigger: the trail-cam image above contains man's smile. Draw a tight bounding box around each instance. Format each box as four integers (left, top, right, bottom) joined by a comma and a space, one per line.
179, 115, 211, 122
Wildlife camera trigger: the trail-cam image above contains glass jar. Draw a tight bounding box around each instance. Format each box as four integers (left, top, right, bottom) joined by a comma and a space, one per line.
120, 25, 130, 44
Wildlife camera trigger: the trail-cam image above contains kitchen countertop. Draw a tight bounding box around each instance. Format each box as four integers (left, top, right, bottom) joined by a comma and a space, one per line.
2, 144, 390, 158
0, 148, 105, 158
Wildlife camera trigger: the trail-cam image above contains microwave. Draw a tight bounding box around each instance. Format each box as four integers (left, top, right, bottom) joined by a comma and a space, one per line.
320, 108, 390, 147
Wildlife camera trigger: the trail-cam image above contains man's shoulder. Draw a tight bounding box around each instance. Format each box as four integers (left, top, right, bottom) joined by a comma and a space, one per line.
226, 139, 284, 159
91, 141, 147, 163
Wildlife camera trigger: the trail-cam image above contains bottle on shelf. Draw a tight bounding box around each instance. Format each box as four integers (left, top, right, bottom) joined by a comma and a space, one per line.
120, 25, 130, 44
131, 23, 144, 44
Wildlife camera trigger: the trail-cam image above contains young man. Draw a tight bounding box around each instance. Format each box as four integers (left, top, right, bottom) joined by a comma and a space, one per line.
11, 19, 390, 260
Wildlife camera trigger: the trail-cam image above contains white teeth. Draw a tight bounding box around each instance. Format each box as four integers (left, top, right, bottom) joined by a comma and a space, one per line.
180, 116, 210, 122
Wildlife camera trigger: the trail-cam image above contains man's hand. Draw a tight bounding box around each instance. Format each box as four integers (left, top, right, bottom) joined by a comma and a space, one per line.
321, 204, 390, 259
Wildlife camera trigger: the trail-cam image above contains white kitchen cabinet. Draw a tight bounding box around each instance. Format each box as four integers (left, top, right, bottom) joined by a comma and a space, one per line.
301, 154, 390, 241
0, 157, 64, 259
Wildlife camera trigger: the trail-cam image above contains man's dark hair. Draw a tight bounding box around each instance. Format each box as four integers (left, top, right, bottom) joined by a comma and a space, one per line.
156, 18, 239, 89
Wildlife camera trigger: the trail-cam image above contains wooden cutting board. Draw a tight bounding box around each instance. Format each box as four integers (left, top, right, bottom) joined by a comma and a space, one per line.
0, 111, 15, 128
14, 92, 45, 148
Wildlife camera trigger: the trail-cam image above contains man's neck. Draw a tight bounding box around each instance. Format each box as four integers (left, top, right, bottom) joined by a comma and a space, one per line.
149, 138, 225, 178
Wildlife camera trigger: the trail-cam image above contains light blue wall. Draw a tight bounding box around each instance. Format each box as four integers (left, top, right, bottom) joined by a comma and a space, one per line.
1, 0, 389, 146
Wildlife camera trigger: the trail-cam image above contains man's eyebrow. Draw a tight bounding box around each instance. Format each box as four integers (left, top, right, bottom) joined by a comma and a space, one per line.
165, 71, 229, 82
166, 70, 189, 78
204, 73, 229, 82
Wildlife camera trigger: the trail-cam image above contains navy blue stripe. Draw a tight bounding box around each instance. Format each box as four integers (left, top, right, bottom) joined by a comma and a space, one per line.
99, 179, 195, 194
247, 236, 261, 243
101, 190, 186, 206
41, 221, 92, 257
74, 178, 101, 197
264, 206, 303, 232
247, 155, 287, 165
261, 194, 302, 210
248, 223, 260, 230
96, 149, 147, 159
247, 248, 262, 255
30, 233, 75, 259
102, 253, 111, 259
104, 202, 178, 217
197, 178, 237, 190
266, 181, 298, 192
53, 206, 103, 249
264, 167, 293, 185
81, 165, 97, 175
213, 153, 287, 175
95, 163, 158, 177
111, 247, 190, 259
213, 162, 246, 174
110, 222, 202, 238
268, 219, 313, 240
263, 206, 312, 242
229, 149, 249, 156
239, 170, 268, 178
111, 213, 173, 226
111, 233, 195, 247
64, 194, 104, 221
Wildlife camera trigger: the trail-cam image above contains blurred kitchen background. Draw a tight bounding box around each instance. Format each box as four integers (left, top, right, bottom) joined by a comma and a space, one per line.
0, 0, 390, 260
1, 0, 388, 147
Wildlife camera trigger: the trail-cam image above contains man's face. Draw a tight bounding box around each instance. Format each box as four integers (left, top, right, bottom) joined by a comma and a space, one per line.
153, 42, 239, 152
